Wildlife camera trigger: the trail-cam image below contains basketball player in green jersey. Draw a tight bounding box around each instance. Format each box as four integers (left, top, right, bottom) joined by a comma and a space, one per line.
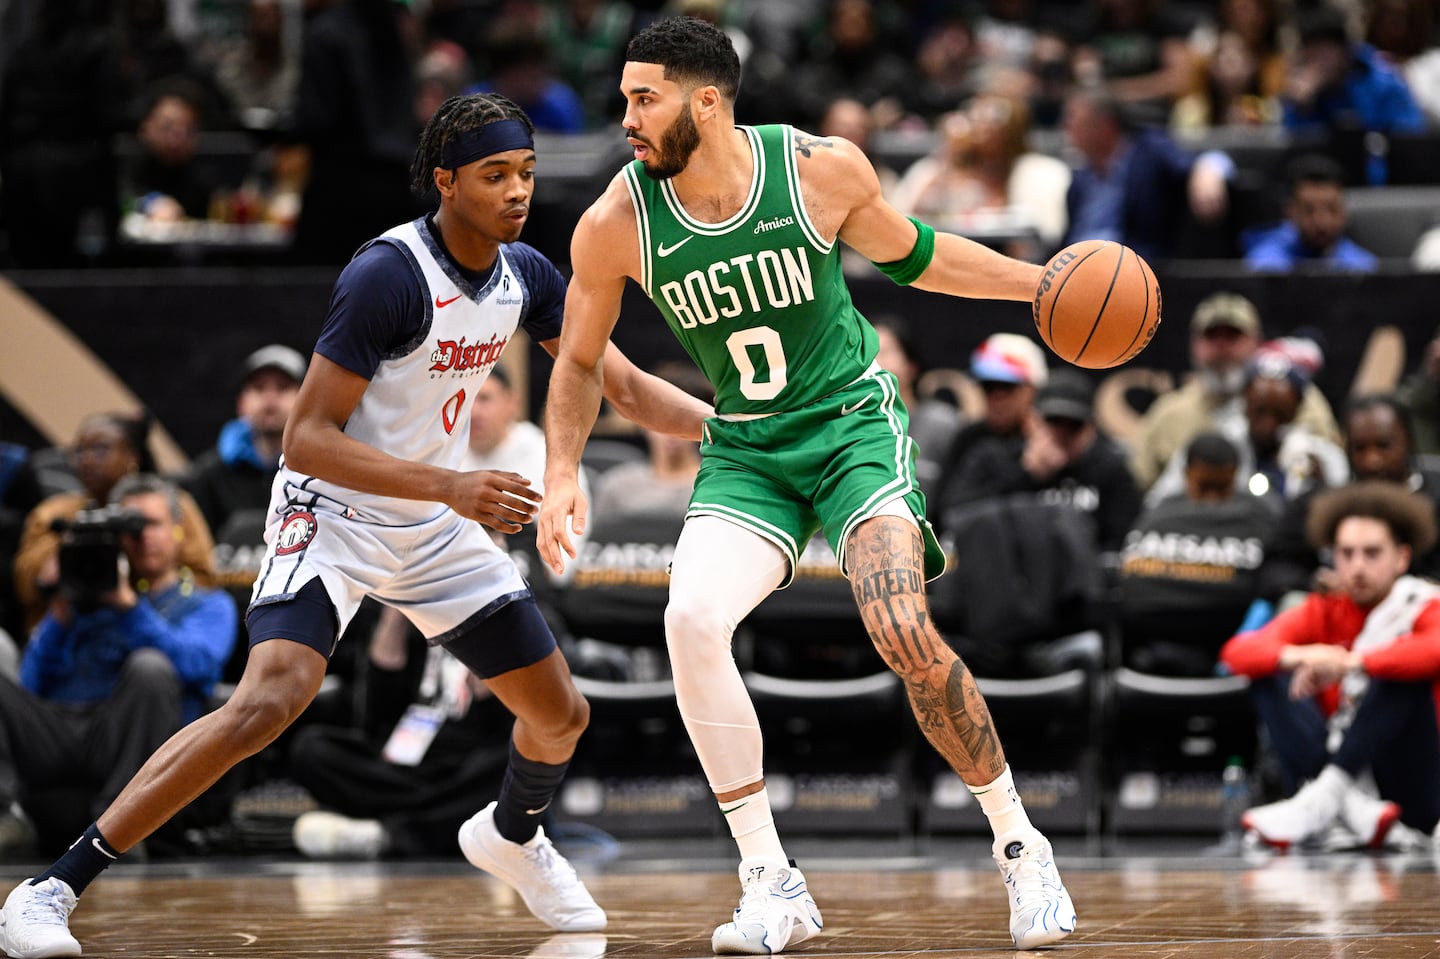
538, 16, 1076, 954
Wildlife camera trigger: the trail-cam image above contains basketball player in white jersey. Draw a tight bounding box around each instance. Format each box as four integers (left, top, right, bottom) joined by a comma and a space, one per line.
0, 93, 712, 959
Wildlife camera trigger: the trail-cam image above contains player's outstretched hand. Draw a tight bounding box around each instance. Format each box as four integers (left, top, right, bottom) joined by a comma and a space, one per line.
453, 470, 541, 533
537, 474, 587, 576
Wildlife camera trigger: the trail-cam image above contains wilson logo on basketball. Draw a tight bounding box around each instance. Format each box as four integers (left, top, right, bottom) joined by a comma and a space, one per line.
274, 510, 318, 555
1033, 240, 1162, 370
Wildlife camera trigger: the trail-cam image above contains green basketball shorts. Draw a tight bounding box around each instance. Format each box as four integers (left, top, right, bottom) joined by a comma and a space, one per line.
688, 366, 946, 587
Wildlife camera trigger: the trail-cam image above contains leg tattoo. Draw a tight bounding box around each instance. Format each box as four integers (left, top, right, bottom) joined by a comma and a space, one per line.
850, 517, 1006, 783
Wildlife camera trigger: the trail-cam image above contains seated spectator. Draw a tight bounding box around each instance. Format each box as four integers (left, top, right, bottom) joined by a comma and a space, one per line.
1240, 350, 1350, 501
13, 413, 216, 634
1119, 432, 1281, 676
1171, 29, 1281, 130
1146, 347, 1349, 507
1058, 85, 1231, 264
894, 94, 1069, 259
904, 10, 982, 123
785, 0, 912, 130
1222, 481, 1440, 849
1367, 0, 1440, 126
119, 79, 229, 223
890, 109, 986, 222
469, 17, 585, 134
592, 361, 711, 519
1242, 155, 1379, 272
937, 369, 1140, 551
870, 316, 961, 503
210, 0, 301, 133
181, 344, 305, 541
1069, 0, 1198, 122
0, 474, 235, 852
1130, 292, 1340, 492
1395, 325, 1440, 455
1261, 394, 1440, 604
1280, 6, 1427, 183
931, 332, 1047, 533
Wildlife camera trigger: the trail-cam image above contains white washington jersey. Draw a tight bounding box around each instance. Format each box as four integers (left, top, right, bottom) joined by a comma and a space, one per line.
267, 215, 565, 529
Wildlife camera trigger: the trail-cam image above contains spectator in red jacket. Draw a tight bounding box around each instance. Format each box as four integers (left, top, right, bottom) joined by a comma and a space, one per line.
1220, 481, 1440, 850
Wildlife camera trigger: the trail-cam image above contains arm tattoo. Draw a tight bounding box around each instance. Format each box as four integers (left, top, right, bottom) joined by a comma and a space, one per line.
793, 134, 836, 158
850, 516, 1007, 783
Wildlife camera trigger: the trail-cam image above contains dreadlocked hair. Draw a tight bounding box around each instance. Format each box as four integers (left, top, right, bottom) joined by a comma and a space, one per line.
408, 93, 535, 201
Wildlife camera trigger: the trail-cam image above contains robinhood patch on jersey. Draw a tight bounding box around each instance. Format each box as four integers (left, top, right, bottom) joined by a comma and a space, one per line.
274, 510, 319, 555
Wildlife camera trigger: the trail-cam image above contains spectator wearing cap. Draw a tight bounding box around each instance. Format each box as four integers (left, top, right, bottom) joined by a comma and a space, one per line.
1145, 346, 1348, 508
179, 344, 306, 542
1241, 155, 1379, 272
931, 333, 1047, 532
1130, 292, 1340, 491
935, 368, 1141, 550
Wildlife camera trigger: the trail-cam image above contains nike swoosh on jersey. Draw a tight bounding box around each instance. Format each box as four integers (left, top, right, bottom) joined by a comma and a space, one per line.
435, 293, 464, 308
657, 235, 694, 257
840, 396, 871, 415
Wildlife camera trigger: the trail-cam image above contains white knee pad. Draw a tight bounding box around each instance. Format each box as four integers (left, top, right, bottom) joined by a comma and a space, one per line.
665, 517, 787, 793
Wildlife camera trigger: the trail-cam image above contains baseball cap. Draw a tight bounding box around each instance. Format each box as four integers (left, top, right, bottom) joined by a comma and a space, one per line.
241, 344, 307, 387
1191, 292, 1260, 336
970, 333, 1048, 387
1035, 370, 1094, 422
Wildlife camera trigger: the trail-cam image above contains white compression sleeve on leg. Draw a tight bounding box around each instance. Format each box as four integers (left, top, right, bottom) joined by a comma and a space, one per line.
665, 516, 788, 793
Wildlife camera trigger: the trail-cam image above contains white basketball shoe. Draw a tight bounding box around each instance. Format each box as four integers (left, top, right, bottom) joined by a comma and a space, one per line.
994, 834, 1077, 949
711, 857, 823, 955
458, 802, 606, 932
0, 878, 81, 959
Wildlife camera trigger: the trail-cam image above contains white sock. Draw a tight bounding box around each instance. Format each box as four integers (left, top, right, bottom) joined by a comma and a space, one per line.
969, 765, 1036, 847
721, 787, 788, 863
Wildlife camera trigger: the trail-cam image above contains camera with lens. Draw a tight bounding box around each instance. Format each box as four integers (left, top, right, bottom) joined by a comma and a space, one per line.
51, 506, 149, 611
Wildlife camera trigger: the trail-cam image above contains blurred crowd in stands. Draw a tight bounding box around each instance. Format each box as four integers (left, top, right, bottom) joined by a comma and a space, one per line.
5, 0, 1440, 269
4, 0, 1440, 856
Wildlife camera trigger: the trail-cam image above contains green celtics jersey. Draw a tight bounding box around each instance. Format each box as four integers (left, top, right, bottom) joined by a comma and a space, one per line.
621, 124, 878, 416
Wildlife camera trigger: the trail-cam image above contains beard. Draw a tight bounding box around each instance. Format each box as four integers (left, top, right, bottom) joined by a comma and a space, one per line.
639, 108, 701, 180
1198, 365, 1247, 400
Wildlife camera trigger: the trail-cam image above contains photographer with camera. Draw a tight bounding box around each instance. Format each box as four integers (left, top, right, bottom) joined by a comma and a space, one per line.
12, 412, 217, 634
0, 474, 236, 854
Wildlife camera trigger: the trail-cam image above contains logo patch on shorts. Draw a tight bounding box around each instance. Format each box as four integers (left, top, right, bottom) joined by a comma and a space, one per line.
274, 510, 318, 555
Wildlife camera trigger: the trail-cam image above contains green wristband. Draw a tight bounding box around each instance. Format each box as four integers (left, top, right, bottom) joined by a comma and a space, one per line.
872, 217, 936, 286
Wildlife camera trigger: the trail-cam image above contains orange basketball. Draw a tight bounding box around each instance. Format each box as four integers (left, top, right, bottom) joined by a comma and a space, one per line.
1032, 240, 1162, 370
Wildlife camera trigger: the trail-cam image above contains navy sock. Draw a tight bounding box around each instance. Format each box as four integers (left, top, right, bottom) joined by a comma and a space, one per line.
492, 741, 569, 845
37, 823, 120, 895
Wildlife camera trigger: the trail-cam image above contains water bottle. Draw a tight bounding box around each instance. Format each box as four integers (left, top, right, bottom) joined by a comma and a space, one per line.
1220, 755, 1250, 848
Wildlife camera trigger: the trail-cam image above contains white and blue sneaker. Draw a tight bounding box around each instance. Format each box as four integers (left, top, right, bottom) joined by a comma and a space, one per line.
994, 834, 1077, 949
0, 877, 81, 958
712, 857, 823, 955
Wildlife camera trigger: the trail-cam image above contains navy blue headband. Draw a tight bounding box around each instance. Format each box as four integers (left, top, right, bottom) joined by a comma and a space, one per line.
441, 119, 535, 169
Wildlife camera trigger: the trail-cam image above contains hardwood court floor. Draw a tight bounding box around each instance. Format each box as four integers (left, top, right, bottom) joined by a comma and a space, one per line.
4, 837, 1439, 958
